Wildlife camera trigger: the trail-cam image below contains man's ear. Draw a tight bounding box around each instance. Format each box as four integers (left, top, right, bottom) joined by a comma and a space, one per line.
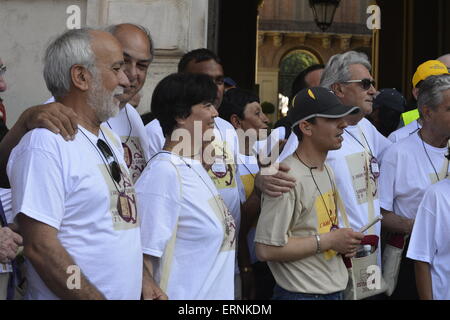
331, 83, 345, 98
412, 87, 419, 100
299, 120, 313, 137
71, 64, 90, 91
230, 114, 241, 129
421, 105, 433, 121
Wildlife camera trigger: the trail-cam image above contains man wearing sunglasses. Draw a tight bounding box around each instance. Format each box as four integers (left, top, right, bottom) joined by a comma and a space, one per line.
319, 51, 392, 298
7, 28, 142, 300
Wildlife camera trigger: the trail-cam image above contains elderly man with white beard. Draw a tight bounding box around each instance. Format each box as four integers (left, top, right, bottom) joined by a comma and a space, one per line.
6, 28, 142, 300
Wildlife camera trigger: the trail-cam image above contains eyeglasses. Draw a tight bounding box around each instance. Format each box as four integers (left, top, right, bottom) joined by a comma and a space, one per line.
97, 139, 122, 183
0, 65, 6, 77
342, 78, 376, 90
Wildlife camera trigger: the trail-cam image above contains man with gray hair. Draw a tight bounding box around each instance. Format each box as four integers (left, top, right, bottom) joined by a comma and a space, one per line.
7, 28, 143, 299
45, 23, 154, 183
319, 51, 392, 298
321, 51, 391, 239
379, 74, 450, 299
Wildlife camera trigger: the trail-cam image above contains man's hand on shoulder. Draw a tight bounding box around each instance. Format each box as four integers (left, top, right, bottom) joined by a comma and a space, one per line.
255, 162, 296, 198
20, 102, 79, 141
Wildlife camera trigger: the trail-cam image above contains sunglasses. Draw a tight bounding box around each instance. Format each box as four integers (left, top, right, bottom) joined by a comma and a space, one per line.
343, 78, 376, 90
0, 65, 6, 77
97, 139, 122, 183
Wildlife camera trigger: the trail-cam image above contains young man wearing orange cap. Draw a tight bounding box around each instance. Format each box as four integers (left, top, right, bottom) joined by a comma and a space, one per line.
255, 87, 364, 300
388, 60, 449, 143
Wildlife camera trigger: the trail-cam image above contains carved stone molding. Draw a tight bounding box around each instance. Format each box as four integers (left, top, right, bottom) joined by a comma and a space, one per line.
321, 36, 331, 49
339, 35, 352, 50
273, 33, 283, 47
258, 33, 265, 46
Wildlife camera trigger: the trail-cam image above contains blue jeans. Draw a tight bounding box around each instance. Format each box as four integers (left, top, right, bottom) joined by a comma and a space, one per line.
272, 284, 344, 300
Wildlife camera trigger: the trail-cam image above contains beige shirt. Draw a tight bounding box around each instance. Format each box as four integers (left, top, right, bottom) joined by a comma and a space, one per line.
255, 154, 348, 294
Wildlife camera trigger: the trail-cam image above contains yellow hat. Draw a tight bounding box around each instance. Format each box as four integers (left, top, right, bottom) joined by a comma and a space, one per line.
412, 60, 449, 88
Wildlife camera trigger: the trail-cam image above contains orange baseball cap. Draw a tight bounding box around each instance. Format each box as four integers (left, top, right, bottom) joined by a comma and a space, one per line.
412, 60, 449, 88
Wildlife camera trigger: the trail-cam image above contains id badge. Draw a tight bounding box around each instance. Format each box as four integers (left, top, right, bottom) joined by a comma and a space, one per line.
0, 262, 13, 273
370, 157, 380, 178
117, 192, 133, 223
211, 158, 227, 178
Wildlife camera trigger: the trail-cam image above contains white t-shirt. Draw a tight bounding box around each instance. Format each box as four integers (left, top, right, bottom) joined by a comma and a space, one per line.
46, 97, 148, 183
407, 179, 450, 300
379, 132, 450, 220
136, 152, 236, 300
145, 117, 242, 227
105, 104, 150, 183
7, 126, 142, 300
326, 118, 391, 234
388, 120, 421, 143
145, 119, 165, 160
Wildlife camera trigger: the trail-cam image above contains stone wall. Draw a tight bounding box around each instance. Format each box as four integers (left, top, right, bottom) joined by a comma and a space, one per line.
0, 0, 209, 127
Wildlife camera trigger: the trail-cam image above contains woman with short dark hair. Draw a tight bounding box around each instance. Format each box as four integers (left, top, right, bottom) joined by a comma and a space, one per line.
136, 73, 236, 300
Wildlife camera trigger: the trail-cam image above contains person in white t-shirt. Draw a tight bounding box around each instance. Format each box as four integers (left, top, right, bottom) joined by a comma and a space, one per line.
379, 74, 450, 299
219, 87, 273, 300
7, 28, 143, 300
45, 24, 154, 182
319, 52, 392, 276
146, 49, 242, 241
137, 73, 236, 300
406, 178, 450, 300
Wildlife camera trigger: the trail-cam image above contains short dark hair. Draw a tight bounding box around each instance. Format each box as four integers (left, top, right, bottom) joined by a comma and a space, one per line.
291, 64, 325, 99
151, 73, 217, 137
178, 48, 222, 73
219, 88, 260, 123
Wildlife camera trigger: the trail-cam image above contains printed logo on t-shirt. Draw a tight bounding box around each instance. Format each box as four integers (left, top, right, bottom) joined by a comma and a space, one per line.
208, 140, 236, 190
208, 196, 236, 252
99, 163, 139, 231
240, 173, 255, 200
314, 190, 338, 260
122, 136, 146, 183
346, 152, 378, 204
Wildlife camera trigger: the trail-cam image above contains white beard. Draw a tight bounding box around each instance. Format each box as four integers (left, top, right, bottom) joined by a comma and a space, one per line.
87, 72, 120, 122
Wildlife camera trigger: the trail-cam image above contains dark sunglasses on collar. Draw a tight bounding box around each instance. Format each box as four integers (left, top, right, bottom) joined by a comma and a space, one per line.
97, 139, 121, 183
342, 78, 376, 90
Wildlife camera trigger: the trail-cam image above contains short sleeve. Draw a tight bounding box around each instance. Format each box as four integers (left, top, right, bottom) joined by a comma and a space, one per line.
255, 188, 298, 247
407, 191, 438, 263
7, 134, 65, 230
378, 147, 399, 212
135, 159, 182, 257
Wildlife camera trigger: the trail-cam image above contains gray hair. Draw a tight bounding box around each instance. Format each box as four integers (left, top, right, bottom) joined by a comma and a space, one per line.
320, 51, 372, 89
105, 23, 155, 62
417, 75, 450, 113
43, 28, 96, 98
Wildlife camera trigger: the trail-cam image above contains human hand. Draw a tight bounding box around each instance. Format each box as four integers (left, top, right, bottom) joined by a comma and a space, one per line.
21, 102, 79, 141
142, 279, 168, 300
255, 162, 296, 197
322, 228, 364, 257
0, 227, 23, 263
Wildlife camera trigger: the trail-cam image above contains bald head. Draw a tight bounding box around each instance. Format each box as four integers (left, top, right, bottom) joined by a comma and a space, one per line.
106, 23, 154, 106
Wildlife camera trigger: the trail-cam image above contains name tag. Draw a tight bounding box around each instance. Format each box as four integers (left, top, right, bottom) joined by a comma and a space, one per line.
370, 157, 380, 178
